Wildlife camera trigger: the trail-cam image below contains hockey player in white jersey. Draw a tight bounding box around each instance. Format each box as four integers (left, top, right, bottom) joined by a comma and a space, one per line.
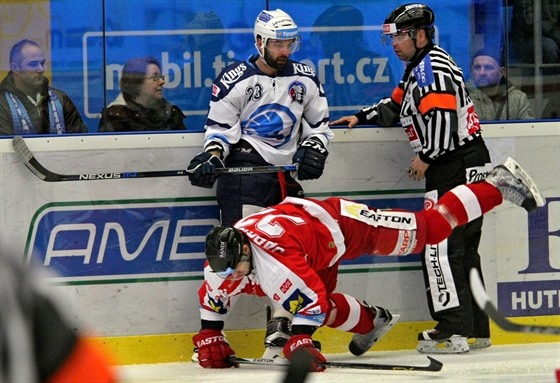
187, 8, 333, 223
187, 9, 334, 357
192, 157, 545, 370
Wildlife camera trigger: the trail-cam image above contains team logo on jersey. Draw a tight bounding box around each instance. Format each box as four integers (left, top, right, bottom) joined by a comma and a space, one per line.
240, 104, 298, 147
288, 81, 306, 104
207, 294, 227, 314
284, 289, 312, 315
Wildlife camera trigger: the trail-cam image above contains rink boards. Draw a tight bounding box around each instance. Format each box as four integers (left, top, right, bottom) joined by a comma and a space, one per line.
0, 122, 558, 363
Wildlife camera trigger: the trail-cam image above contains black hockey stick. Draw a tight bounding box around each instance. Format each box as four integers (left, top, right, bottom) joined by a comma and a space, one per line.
12, 136, 297, 182
469, 269, 560, 335
234, 356, 443, 372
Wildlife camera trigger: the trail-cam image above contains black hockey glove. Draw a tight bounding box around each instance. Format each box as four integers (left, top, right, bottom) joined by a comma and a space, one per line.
292, 137, 328, 180
187, 152, 224, 188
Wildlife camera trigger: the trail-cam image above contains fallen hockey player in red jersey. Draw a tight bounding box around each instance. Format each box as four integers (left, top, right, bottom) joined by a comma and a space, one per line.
193, 157, 545, 371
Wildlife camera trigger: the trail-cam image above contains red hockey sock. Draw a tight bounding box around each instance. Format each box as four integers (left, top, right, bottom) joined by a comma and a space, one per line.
422, 208, 453, 244
326, 293, 374, 334
437, 182, 503, 227
423, 182, 502, 244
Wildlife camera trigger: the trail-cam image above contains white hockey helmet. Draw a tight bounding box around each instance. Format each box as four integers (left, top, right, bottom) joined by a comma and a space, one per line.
254, 9, 301, 54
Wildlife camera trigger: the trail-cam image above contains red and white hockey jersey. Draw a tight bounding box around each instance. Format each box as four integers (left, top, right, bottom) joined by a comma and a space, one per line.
198, 196, 424, 328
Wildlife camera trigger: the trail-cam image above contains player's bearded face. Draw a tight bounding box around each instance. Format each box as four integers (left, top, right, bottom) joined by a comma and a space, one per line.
264, 45, 288, 71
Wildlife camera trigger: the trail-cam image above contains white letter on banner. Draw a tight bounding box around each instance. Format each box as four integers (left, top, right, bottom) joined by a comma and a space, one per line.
96, 221, 169, 263
45, 223, 96, 266
169, 218, 220, 261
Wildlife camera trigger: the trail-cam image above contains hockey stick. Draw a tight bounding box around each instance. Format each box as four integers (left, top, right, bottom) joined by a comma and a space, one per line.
469, 269, 560, 335
234, 356, 443, 372
12, 136, 296, 182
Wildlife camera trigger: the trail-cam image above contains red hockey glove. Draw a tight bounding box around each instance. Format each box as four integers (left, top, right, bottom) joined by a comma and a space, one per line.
283, 334, 326, 372
193, 329, 238, 368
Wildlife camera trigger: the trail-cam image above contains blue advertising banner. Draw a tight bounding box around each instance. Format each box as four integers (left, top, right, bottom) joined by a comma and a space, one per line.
48, 0, 471, 132
25, 196, 423, 283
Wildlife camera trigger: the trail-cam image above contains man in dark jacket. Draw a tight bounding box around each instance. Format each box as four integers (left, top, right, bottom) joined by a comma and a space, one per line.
0, 39, 88, 135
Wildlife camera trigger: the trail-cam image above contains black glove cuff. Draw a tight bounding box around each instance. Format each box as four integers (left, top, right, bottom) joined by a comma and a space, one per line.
355, 110, 371, 125
291, 324, 318, 336
201, 319, 224, 331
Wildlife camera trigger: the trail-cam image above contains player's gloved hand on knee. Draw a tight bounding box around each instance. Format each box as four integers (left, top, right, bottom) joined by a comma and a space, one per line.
187, 152, 224, 188
283, 334, 326, 372
192, 329, 238, 369
292, 137, 328, 180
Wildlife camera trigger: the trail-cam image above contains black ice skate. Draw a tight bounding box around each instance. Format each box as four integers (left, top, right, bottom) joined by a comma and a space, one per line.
262, 316, 292, 359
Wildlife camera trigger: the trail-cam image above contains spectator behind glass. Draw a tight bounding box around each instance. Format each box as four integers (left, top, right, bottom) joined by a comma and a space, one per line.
542, 91, 560, 118
98, 56, 186, 132
510, 0, 559, 65
0, 39, 88, 135
466, 49, 533, 120
311, 5, 396, 114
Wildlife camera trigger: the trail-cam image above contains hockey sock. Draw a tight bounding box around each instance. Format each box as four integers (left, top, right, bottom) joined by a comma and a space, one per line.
423, 182, 502, 244
325, 293, 374, 334
439, 182, 503, 226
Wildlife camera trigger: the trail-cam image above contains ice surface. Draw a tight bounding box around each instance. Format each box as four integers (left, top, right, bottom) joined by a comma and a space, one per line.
118, 342, 559, 383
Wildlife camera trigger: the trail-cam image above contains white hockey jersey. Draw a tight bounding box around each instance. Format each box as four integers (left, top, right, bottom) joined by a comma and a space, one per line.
203, 55, 334, 164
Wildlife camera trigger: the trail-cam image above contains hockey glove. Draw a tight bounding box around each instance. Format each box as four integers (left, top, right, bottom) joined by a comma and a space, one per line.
283, 334, 326, 372
292, 137, 328, 180
187, 152, 224, 188
192, 329, 238, 369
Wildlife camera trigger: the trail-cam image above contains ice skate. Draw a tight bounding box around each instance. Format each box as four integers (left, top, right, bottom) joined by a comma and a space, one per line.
417, 329, 469, 354
348, 306, 400, 356
261, 316, 322, 359
468, 337, 492, 349
486, 157, 545, 212
262, 316, 292, 359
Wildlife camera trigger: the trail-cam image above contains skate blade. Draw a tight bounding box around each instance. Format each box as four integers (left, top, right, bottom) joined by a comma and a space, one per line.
417, 340, 469, 354
261, 346, 283, 359
378, 313, 401, 340
503, 157, 546, 207
369, 313, 401, 347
